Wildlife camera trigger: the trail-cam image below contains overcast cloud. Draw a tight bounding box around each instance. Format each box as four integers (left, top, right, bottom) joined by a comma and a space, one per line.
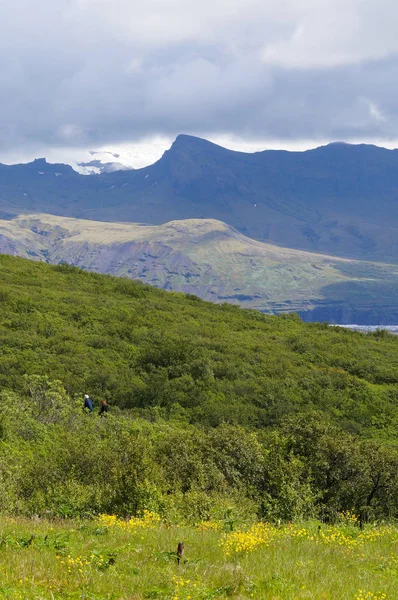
0, 0, 398, 160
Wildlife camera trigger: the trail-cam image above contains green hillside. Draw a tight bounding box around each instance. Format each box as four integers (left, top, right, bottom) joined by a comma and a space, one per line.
1, 254, 398, 522
3, 213, 398, 323
0, 253, 398, 434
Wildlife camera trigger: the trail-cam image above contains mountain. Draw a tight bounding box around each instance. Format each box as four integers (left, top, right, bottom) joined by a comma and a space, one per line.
2, 137, 398, 262
2, 212, 398, 324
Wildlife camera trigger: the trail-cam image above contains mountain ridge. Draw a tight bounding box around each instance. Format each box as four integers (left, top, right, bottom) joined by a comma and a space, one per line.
2, 136, 398, 262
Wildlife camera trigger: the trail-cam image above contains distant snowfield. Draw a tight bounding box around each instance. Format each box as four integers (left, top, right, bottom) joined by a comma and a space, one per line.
0, 137, 173, 172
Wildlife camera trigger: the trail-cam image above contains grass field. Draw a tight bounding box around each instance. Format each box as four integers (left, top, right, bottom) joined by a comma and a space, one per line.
0, 515, 396, 599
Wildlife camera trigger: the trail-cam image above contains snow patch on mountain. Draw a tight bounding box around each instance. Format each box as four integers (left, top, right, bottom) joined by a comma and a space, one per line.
76, 158, 131, 175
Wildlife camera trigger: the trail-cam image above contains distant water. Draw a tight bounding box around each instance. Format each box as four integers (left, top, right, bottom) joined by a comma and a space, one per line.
333, 325, 398, 334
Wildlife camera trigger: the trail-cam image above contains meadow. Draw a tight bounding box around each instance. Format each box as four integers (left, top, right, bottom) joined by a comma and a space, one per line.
0, 514, 396, 600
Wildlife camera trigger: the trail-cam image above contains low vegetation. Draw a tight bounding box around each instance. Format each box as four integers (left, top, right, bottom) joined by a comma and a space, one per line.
0, 516, 396, 599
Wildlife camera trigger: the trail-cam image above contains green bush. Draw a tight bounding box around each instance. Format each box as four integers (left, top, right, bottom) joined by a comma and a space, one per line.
0, 255, 397, 521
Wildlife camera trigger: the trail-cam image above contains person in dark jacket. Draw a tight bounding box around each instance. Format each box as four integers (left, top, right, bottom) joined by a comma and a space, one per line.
84, 394, 94, 413
99, 399, 108, 415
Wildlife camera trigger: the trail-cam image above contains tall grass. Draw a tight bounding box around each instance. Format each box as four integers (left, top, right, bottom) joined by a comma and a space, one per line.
0, 517, 396, 599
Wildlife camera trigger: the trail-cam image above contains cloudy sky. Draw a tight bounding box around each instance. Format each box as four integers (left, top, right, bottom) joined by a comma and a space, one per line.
0, 0, 398, 167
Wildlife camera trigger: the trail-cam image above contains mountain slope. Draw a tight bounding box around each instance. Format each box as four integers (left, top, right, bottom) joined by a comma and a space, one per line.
1, 253, 398, 438
2, 137, 398, 262
2, 213, 398, 323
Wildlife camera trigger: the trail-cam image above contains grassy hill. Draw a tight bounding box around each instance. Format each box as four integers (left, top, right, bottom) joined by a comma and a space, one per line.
1, 253, 398, 434
1, 254, 398, 522
3, 213, 398, 323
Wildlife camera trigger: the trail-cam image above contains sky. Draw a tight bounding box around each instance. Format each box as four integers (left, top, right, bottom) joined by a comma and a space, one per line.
1, 0, 398, 168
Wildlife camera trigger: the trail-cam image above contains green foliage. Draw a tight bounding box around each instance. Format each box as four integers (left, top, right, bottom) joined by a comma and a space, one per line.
0, 376, 397, 521
1, 255, 398, 521
1, 255, 398, 435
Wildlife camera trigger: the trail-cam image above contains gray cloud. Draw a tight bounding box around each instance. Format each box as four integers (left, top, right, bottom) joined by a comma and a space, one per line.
1, 0, 398, 154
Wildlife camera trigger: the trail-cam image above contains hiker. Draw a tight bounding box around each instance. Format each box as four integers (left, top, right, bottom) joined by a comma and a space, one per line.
99, 399, 108, 416
84, 394, 94, 413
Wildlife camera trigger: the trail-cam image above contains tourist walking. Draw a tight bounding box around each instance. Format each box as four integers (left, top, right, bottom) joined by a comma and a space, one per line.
99, 399, 108, 415
84, 394, 94, 413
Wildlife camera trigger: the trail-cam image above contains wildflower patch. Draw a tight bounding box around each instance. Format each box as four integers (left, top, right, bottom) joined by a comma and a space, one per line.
221, 522, 279, 556
97, 510, 161, 531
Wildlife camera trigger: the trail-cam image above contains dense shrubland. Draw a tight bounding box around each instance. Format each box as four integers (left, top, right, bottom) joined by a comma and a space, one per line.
1, 375, 398, 523
0, 255, 398, 522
